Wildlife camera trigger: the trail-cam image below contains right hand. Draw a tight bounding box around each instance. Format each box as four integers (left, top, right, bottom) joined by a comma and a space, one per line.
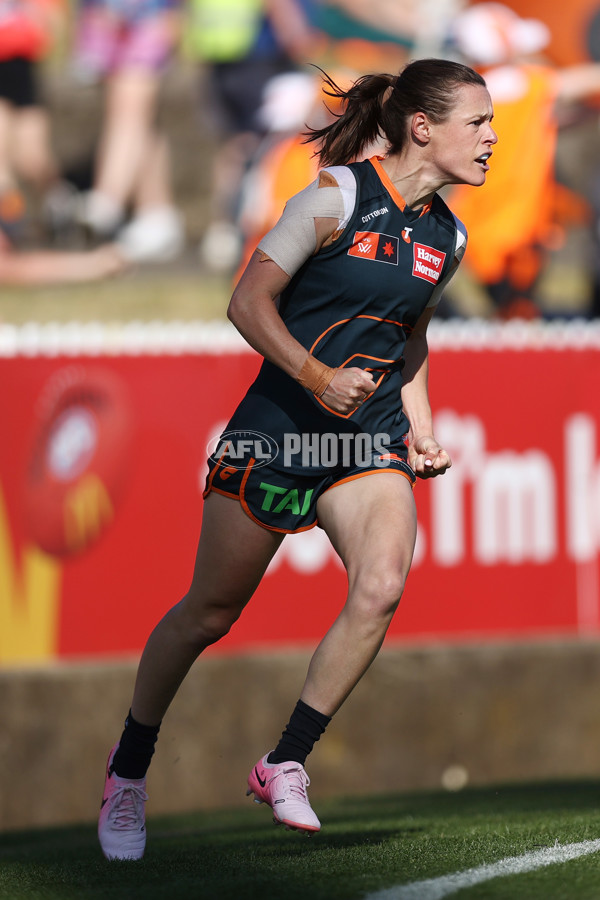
321, 367, 376, 414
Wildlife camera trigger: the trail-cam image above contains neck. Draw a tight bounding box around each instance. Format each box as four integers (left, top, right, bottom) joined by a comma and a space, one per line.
379, 155, 440, 209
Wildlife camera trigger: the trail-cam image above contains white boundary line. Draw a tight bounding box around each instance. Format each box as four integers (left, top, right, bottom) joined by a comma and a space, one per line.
365, 839, 600, 900
3, 319, 600, 357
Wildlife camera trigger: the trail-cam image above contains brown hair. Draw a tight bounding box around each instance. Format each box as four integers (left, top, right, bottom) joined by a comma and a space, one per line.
305, 58, 487, 167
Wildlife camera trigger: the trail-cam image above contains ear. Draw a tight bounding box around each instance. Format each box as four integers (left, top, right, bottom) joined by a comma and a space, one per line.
411, 112, 431, 144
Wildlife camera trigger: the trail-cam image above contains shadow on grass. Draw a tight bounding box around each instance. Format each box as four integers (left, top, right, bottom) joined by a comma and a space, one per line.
2, 781, 600, 900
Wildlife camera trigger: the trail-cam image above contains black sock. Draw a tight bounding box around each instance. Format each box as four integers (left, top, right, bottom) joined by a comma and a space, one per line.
268, 699, 331, 766
111, 710, 161, 780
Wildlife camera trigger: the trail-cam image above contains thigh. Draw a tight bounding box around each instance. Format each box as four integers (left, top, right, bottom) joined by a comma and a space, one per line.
13, 107, 53, 167
316, 471, 417, 584
104, 68, 159, 120
0, 99, 14, 150
187, 491, 285, 611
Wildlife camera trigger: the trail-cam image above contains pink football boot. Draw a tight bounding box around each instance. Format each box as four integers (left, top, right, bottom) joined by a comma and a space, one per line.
98, 743, 148, 860
247, 753, 321, 834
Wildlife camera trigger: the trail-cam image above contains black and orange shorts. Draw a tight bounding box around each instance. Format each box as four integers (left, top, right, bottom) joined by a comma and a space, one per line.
203, 435, 415, 534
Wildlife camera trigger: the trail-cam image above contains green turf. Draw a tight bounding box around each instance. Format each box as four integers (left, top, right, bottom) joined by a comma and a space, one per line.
0, 261, 232, 325
2, 782, 600, 899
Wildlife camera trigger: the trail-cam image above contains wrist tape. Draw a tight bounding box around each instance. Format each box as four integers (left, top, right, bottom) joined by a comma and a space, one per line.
297, 354, 337, 398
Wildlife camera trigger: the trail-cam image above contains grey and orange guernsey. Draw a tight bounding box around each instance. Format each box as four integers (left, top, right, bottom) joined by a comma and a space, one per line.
204, 156, 467, 533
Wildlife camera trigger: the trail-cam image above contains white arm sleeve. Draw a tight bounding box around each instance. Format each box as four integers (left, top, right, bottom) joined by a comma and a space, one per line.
257, 166, 357, 277
426, 213, 468, 307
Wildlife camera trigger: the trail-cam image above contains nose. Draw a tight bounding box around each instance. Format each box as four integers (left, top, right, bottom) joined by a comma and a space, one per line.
487, 123, 498, 145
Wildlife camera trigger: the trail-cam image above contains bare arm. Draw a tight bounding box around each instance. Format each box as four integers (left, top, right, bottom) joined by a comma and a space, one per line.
263, 0, 316, 60
327, 0, 418, 42
555, 63, 600, 103
227, 252, 308, 379
401, 304, 451, 477
228, 222, 376, 414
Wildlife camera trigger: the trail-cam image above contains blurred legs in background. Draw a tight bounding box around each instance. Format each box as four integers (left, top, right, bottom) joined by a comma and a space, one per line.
73, 2, 185, 263
0, 56, 61, 244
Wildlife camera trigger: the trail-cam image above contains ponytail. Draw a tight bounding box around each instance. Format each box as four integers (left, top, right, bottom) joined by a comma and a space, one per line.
304, 70, 395, 167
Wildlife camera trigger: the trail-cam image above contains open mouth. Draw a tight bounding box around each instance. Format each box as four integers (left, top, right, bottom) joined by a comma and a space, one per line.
475, 152, 491, 169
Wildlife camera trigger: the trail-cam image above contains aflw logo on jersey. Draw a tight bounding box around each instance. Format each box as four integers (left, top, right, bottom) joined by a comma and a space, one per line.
348, 231, 399, 265
413, 243, 446, 284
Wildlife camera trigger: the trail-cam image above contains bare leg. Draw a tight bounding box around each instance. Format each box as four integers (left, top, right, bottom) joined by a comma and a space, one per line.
132, 131, 174, 212
301, 473, 417, 716
13, 107, 59, 189
0, 100, 16, 191
130, 493, 284, 725
95, 69, 160, 209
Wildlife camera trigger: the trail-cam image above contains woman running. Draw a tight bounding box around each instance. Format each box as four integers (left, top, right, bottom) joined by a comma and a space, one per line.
98, 56, 497, 859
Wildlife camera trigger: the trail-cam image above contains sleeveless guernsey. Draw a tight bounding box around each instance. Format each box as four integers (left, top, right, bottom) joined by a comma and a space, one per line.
204, 157, 465, 531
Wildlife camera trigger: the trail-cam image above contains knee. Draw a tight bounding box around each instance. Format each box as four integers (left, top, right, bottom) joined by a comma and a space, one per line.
17, 148, 46, 182
174, 592, 242, 650
351, 566, 407, 620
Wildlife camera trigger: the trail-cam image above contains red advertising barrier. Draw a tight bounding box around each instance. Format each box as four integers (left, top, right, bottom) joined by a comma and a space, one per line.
2, 320, 600, 666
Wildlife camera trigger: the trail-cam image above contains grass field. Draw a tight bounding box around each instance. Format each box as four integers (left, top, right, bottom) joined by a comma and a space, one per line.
2, 781, 600, 899
0, 259, 232, 325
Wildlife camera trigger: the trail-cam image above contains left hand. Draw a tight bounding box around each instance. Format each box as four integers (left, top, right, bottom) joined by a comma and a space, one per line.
408, 434, 452, 479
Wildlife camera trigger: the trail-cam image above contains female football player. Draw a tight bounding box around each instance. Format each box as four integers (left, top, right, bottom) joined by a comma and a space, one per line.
98, 56, 496, 859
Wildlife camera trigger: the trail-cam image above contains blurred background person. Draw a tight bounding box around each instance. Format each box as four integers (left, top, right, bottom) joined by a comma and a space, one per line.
72, 0, 185, 262
0, 0, 66, 245
445, 2, 600, 320
312, 0, 458, 69
0, 230, 127, 284
186, 0, 319, 273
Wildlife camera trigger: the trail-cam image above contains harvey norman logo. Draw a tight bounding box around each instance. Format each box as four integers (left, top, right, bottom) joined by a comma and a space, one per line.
413, 243, 446, 284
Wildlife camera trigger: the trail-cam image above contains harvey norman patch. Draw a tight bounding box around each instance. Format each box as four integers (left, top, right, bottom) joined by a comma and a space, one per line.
348, 231, 399, 265
412, 243, 446, 284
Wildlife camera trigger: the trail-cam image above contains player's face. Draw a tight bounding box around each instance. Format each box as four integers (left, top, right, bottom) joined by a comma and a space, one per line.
428, 83, 497, 187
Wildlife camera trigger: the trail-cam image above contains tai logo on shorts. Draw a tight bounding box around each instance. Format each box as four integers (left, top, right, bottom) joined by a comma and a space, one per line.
258, 482, 315, 515
412, 243, 446, 284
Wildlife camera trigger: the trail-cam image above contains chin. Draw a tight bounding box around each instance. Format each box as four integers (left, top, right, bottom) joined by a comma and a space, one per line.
465, 171, 488, 187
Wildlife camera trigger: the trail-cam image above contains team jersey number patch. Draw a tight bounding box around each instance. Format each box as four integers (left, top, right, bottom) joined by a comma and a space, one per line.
348, 231, 399, 265
412, 243, 446, 284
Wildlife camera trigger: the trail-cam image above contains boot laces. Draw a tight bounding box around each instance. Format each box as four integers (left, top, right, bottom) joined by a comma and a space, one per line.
109, 784, 148, 830
273, 765, 310, 800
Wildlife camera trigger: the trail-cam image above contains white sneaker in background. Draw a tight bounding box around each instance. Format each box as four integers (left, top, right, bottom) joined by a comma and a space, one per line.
78, 190, 125, 239
118, 206, 185, 263
198, 221, 242, 273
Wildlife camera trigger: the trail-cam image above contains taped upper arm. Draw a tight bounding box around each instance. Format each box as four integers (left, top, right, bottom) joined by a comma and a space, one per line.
257, 166, 357, 276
